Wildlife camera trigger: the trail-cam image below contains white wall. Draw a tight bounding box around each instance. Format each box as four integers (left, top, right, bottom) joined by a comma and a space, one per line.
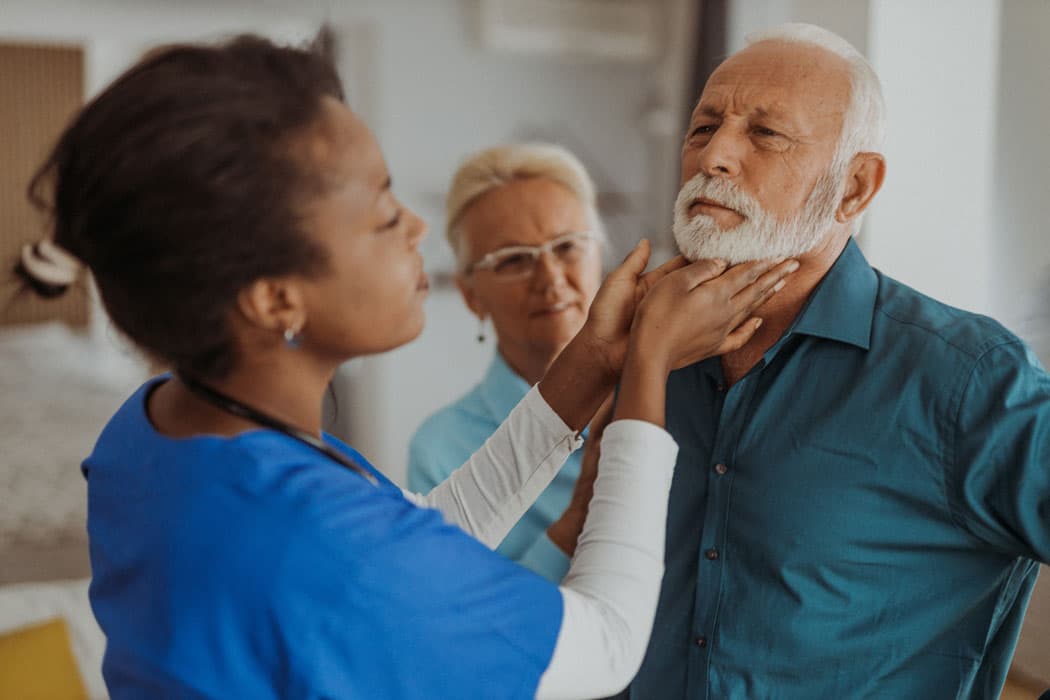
727, 0, 869, 54
865, 0, 1002, 315
992, 0, 1050, 357
992, 0, 1050, 683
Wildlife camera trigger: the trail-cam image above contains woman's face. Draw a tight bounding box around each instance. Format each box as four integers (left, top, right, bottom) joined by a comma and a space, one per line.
295, 98, 429, 360
456, 178, 602, 366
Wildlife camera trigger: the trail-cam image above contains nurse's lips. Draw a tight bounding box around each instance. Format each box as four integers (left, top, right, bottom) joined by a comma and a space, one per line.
416, 272, 430, 292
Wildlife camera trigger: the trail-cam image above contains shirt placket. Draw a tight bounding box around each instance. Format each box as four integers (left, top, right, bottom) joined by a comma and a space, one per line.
686, 364, 764, 699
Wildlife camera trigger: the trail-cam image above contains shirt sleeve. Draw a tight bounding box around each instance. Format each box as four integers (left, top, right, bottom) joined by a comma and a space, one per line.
401, 386, 583, 549
538, 419, 678, 699
949, 338, 1050, 562
517, 532, 572, 583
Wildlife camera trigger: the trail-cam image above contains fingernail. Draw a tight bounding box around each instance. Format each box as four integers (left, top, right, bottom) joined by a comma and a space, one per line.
773, 280, 787, 292
754, 318, 764, 329
788, 261, 801, 272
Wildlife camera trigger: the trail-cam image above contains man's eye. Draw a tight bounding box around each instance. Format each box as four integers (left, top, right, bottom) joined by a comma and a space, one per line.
691, 124, 716, 137
754, 127, 779, 137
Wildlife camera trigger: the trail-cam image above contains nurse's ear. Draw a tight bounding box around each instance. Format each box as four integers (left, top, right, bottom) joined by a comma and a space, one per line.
235, 277, 308, 343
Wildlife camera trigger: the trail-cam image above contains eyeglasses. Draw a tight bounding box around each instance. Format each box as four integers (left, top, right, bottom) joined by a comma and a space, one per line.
465, 231, 598, 280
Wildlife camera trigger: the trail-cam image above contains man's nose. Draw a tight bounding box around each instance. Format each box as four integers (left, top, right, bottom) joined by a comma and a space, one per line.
696, 127, 743, 178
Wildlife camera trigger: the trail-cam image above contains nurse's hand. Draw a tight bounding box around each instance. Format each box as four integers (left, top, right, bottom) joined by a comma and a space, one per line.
576, 239, 702, 381
538, 240, 683, 432
608, 256, 799, 428
629, 256, 800, 373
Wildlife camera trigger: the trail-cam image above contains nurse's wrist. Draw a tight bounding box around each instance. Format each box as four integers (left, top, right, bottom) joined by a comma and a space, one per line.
547, 508, 586, 557
538, 335, 618, 433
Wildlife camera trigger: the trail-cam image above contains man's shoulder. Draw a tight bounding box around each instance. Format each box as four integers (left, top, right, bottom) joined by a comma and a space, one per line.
873, 270, 1021, 361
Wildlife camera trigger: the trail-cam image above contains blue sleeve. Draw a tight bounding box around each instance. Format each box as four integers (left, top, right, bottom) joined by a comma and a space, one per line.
276, 485, 564, 699
949, 339, 1050, 562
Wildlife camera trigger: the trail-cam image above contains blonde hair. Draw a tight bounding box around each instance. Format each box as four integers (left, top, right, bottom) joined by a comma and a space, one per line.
445, 143, 605, 270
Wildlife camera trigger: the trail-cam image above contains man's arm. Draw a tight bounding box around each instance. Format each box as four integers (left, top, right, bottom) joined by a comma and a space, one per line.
950, 338, 1050, 561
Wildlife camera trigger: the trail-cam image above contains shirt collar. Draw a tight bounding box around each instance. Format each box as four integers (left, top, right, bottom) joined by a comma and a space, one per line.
787, 237, 878, 351
478, 351, 532, 421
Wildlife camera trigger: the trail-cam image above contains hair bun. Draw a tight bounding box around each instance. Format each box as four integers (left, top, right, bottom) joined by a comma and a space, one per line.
15, 239, 81, 298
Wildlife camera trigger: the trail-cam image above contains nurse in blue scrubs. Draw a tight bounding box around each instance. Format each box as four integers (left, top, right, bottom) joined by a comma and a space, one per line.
18, 31, 796, 699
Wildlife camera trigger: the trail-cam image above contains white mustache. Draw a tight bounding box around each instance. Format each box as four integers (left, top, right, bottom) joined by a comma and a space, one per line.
680, 175, 765, 221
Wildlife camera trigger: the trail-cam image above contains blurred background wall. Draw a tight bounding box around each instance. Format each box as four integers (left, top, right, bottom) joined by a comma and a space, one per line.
1, 0, 1047, 689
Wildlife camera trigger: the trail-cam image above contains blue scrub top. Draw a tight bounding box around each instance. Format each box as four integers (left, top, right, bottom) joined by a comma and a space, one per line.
83, 377, 562, 699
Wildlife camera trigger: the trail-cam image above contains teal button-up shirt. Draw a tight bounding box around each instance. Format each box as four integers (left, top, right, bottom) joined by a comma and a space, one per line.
630, 240, 1050, 699
408, 353, 577, 583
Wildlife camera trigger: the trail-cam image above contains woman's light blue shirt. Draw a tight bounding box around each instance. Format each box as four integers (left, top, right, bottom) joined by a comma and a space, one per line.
408, 354, 578, 582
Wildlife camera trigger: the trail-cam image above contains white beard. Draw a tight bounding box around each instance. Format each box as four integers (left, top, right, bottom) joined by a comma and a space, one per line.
672, 170, 842, 263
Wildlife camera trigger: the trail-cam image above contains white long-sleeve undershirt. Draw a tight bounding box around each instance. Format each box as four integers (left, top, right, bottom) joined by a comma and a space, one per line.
402, 386, 678, 699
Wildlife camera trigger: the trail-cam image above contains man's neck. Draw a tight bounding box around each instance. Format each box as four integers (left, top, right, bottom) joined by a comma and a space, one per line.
720, 232, 850, 386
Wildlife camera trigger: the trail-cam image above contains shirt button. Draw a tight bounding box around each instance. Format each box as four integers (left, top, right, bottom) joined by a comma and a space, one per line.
695, 636, 707, 648
714, 463, 728, 475
716, 383, 726, 392
705, 547, 720, 560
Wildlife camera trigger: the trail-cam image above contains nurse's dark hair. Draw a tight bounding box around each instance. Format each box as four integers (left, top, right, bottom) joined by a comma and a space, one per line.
20, 28, 344, 378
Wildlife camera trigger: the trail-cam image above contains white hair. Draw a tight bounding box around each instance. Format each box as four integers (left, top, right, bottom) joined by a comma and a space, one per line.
445, 143, 605, 270
747, 23, 886, 159
745, 24, 886, 232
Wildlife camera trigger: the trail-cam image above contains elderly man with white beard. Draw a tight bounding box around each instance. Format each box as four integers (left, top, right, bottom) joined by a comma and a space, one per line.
623, 23, 1050, 699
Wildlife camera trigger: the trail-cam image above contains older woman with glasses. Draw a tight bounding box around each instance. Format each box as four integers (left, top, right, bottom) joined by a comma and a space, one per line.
408, 144, 608, 581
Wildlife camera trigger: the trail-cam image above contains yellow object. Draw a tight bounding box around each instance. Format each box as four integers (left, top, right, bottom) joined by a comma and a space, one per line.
0, 617, 89, 700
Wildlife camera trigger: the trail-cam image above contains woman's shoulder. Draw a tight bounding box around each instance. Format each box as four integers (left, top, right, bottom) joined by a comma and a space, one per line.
409, 383, 496, 449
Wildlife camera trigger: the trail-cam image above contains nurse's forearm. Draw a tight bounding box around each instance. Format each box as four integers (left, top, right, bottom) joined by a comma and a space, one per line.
536, 331, 618, 435
611, 342, 671, 427
405, 386, 581, 548
535, 419, 677, 699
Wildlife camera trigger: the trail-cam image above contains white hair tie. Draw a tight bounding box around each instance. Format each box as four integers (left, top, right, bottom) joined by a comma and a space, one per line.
18, 239, 81, 291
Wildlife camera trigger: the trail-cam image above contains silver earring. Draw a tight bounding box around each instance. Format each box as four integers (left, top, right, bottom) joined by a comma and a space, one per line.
284, 327, 302, 349
477, 317, 486, 344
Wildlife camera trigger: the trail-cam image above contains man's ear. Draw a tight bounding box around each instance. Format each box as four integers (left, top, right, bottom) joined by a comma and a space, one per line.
836, 152, 886, 225
235, 277, 307, 336
455, 273, 487, 321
